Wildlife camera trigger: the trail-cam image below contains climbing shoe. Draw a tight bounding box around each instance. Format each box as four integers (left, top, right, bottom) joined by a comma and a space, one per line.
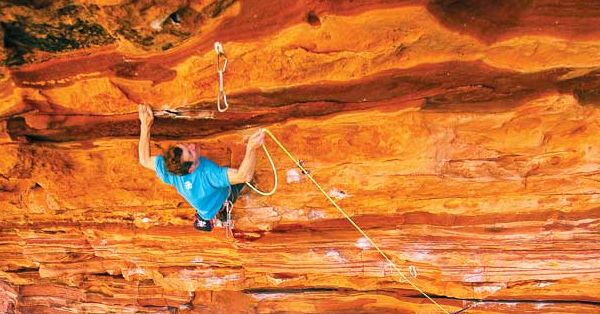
193, 213, 213, 232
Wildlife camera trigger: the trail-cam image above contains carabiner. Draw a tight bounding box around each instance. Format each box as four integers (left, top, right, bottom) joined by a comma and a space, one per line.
214, 42, 229, 112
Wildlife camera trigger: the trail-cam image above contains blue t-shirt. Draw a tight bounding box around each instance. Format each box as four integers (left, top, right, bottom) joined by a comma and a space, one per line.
154, 156, 230, 220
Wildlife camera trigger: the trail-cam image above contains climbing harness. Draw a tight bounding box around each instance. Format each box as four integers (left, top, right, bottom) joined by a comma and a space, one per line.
245, 129, 451, 314
214, 42, 229, 112
212, 186, 235, 238
221, 199, 234, 238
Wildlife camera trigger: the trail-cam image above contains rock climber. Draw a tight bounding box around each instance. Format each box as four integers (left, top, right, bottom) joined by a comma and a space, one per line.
137, 104, 265, 232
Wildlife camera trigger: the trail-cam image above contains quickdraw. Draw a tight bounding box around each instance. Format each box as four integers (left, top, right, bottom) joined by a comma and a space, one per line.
214, 42, 229, 112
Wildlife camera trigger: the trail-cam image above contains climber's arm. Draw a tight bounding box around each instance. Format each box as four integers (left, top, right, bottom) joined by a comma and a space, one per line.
138, 104, 157, 171
227, 129, 265, 184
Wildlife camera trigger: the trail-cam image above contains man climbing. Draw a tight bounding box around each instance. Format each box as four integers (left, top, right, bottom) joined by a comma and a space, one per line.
137, 104, 265, 232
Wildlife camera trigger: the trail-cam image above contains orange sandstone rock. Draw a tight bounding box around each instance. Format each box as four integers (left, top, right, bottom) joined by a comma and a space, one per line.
1, 1, 600, 313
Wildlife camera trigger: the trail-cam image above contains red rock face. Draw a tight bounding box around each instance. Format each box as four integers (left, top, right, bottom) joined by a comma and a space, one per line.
1, 1, 600, 313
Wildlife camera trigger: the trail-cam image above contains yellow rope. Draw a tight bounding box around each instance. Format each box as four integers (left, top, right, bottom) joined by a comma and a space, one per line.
245, 144, 278, 196
250, 128, 451, 314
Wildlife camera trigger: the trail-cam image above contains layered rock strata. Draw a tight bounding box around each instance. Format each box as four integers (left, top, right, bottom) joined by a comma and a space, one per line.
1, 1, 600, 313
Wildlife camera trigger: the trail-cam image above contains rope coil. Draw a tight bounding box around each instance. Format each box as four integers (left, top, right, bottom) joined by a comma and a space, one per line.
245, 142, 278, 196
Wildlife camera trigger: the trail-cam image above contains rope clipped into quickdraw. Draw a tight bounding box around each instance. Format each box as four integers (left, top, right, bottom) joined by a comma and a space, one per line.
214, 42, 229, 112
249, 128, 451, 314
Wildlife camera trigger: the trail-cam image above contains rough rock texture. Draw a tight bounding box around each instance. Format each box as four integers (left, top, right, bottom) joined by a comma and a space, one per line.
1, 0, 600, 313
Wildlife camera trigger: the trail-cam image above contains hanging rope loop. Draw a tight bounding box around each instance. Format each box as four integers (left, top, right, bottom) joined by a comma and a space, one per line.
214, 41, 229, 112
245, 139, 278, 196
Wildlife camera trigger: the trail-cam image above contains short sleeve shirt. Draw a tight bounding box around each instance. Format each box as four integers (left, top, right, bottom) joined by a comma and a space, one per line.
155, 156, 230, 220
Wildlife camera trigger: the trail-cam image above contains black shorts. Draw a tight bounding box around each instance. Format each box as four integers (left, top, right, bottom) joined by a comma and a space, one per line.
227, 183, 246, 204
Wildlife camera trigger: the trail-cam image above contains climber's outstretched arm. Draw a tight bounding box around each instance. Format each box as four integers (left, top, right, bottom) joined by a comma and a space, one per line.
228, 129, 265, 184
138, 104, 157, 171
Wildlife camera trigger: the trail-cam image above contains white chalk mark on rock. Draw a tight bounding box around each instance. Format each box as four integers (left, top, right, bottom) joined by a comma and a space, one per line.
328, 188, 349, 200
204, 274, 239, 288
356, 237, 371, 250
150, 18, 165, 31
325, 250, 346, 263
474, 283, 505, 295
307, 209, 326, 220
191, 256, 203, 264
286, 169, 301, 183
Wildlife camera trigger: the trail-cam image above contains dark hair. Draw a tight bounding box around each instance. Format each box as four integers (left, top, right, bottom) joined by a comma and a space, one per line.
164, 146, 193, 176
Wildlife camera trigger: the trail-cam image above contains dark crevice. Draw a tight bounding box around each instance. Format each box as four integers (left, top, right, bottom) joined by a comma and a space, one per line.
306, 11, 321, 26
168, 10, 182, 24
208, 0, 236, 18
243, 287, 342, 294
5, 267, 39, 273
94, 272, 125, 279
24, 134, 62, 143
40, 229, 67, 234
